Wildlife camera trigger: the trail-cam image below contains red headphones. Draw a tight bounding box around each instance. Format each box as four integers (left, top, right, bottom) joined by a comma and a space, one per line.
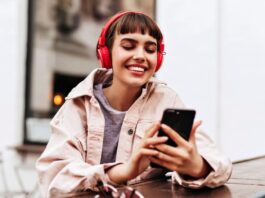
97, 11, 165, 72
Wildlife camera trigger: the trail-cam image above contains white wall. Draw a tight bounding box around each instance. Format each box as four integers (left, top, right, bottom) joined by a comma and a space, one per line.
157, 0, 265, 161
0, 0, 27, 150
219, 0, 265, 161
157, 0, 219, 141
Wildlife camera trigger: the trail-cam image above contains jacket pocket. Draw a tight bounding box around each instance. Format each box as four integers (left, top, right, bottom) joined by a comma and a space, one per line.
86, 130, 104, 164
133, 120, 153, 151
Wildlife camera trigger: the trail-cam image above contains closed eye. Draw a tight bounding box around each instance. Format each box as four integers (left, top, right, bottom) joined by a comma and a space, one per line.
145, 45, 157, 54
120, 39, 135, 50
122, 45, 134, 50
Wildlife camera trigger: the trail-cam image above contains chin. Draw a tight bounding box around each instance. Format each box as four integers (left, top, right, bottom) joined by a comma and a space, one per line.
126, 79, 148, 88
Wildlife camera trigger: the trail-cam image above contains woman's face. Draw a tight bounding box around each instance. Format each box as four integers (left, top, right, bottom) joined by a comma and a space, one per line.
110, 32, 158, 89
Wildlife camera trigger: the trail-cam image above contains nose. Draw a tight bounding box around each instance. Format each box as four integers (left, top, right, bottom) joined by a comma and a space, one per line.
133, 47, 145, 62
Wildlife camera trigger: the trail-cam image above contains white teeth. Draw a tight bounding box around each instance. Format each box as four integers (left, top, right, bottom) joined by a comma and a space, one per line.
128, 66, 145, 72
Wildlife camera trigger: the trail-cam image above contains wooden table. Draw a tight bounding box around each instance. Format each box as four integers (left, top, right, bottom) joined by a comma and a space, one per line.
51, 156, 265, 198
226, 156, 265, 198
114, 167, 265, 198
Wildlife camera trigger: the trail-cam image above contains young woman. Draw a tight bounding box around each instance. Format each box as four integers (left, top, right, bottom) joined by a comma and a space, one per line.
36, 11, 232, 197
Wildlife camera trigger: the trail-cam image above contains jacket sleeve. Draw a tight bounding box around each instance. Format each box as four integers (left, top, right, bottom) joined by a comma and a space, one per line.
36, 98, 119, 197
170, 94, 232, 188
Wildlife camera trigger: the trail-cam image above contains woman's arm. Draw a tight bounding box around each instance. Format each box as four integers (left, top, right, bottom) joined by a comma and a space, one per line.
36, 98, 118, 197
148, 93, 232, 188
106, 123, 168, 184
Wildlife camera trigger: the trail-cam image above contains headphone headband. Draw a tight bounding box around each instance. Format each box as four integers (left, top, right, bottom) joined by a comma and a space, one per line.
98, 12, 130, 47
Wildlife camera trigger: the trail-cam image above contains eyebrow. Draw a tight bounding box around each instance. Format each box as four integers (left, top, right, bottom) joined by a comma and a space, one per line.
120, 38, 157, 46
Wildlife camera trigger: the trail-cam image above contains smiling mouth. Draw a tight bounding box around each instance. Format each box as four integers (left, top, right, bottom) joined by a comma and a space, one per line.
126, 65, 147, 72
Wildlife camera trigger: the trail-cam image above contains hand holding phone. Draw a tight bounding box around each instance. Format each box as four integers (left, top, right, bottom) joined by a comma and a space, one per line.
151, 108, 196, 168
157, 108, 196, 147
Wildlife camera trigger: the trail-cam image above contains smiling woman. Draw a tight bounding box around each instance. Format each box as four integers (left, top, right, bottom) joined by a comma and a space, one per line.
35, 11, 232, 197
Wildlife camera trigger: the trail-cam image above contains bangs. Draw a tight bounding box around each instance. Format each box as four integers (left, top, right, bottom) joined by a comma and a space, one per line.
105, 13, 163, 50
116, 14, 162, 42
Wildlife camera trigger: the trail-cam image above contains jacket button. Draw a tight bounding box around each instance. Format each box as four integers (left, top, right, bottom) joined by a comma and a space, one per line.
127, 129, 134, 135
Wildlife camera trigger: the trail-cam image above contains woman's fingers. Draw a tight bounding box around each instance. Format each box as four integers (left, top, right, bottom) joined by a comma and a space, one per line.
160, 124, 188, 147
149, 156, 180, 171
160, 120, 202, 147
142, 136, 168, 148
138, 148, 159, 156
145, 122, 160, 138
189, 120, 202, 144
149, 148, 190, 171
154, 144, 191, 166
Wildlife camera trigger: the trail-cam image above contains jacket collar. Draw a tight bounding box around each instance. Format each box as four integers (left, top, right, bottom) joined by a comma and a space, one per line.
65, 68, 166, 100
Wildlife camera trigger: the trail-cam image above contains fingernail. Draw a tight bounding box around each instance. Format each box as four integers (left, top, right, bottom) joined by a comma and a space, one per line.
162, 136, 168, 141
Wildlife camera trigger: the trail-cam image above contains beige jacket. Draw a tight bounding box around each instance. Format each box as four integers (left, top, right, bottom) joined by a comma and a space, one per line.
36, 68, 232, 197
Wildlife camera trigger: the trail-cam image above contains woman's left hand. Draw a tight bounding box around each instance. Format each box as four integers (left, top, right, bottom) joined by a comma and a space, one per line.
150, 120, 212, 178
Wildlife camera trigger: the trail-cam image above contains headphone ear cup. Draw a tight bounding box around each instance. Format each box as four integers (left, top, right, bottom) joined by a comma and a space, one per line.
97, 46, 112, 69
156, 52, 163, 72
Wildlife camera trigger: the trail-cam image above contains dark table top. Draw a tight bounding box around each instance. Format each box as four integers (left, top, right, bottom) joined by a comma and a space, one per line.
51, 156, 265, 198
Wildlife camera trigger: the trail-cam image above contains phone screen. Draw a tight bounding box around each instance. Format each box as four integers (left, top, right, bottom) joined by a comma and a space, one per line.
158, 108, 196, 147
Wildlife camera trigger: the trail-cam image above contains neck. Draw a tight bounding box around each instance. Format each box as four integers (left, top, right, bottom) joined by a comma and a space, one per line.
103, 83, 142, 111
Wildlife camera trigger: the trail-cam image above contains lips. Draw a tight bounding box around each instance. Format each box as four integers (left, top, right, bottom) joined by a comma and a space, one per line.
126, 65, 147, 72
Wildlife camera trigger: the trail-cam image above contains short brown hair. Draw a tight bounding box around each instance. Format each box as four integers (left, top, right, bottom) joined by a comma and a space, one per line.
105, 12, 163, 51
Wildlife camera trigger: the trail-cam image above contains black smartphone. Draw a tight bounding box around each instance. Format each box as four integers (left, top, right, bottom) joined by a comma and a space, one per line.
158, 108, 196, 146
151, 108, 196, 168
